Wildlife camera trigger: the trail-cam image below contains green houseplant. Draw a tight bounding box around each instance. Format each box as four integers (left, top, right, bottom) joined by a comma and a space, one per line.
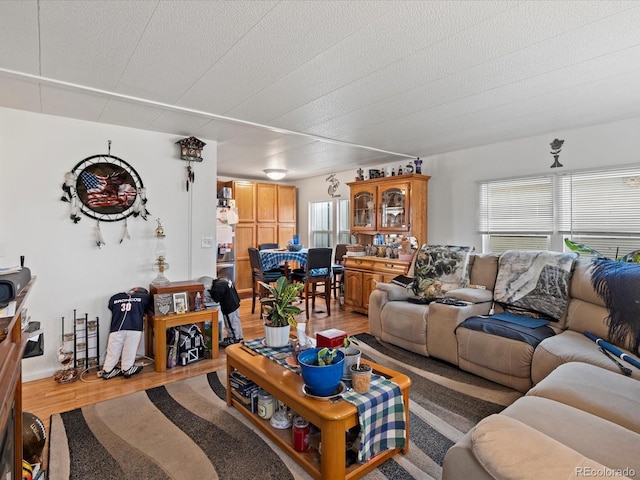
259, 277, 304, 347
340, 336, 362, 380
564, 239, 640, 263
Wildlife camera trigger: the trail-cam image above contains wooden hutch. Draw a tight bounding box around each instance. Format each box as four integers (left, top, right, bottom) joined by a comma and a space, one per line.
344, 174, 430, 314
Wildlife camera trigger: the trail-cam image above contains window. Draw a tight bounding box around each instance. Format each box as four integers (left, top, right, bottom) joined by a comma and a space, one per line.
337, 198, 351, 244
478, 176, 553, 252
558, 166, 640, 258
479, 165, 640, 255
309, 198, 351, 247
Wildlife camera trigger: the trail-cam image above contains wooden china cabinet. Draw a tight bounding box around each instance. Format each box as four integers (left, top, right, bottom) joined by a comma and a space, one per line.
345, 174, 430, 314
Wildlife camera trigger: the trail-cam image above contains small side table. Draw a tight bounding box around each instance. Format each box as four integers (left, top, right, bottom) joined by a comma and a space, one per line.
145, 309, 218, 372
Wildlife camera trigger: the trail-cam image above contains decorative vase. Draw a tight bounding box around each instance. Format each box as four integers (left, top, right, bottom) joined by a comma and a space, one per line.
264, 324, 291, 347
340, 346, 361, 380
298, 348, 345, 396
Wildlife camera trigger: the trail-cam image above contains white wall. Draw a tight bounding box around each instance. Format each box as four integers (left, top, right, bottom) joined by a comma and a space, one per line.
294, 116, 640, 252
0, 107, 217, 381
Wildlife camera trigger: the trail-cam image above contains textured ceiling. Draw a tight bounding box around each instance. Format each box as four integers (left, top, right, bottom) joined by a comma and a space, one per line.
2, 1, 640, 180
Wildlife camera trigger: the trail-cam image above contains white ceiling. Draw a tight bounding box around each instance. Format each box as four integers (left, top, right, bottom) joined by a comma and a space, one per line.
2, 1, 640, 181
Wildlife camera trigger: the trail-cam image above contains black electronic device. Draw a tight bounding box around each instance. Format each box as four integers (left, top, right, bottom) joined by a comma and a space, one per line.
0, 267, 31, 307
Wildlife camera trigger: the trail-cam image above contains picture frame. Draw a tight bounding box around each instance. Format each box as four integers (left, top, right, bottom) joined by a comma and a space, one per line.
153, 293, 174, 316
173, 292, 188, 314
368, 169, 381, 179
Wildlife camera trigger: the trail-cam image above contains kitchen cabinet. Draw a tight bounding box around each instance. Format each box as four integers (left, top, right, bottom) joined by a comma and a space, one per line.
234, 223, 255, 294
256, 183, 277, 223
232, 181, 256, 223
227, 180, 297, 296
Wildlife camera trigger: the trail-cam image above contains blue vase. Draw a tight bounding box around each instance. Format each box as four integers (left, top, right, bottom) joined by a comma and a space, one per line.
298, 348, 345, 396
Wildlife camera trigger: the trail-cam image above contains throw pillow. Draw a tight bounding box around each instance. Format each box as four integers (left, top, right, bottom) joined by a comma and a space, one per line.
493, 250, 578, 321
411, 245, 474, 300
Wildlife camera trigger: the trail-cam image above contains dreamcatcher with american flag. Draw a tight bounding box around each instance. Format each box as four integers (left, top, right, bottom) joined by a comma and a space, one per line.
61, 142, 149, 247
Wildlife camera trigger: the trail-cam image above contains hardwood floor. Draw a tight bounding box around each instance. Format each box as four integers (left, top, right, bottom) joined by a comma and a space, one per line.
22, 295, 370, 423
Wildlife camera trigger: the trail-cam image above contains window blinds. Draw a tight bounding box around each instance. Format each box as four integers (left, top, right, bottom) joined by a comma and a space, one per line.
558, 166, 640, 235
478, 176, 553, 234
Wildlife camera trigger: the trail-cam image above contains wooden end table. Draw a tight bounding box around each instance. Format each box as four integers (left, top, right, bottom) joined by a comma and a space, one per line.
145, 309, 218, 372
225, 343, 410, 480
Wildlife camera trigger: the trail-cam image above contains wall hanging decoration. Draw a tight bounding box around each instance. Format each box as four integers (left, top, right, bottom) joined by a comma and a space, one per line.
326, 173, 341, 198
550, 138, 564, 168
60, 141, 149, 247
175, 136, 206, 191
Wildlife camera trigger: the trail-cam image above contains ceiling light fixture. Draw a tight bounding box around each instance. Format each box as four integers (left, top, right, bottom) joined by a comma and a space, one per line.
264, 169, 288, 180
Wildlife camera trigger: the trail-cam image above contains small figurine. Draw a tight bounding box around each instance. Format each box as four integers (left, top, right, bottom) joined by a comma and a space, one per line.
357, 168, 364, 181
414, 158, 422, 174
398, 165, 403, 175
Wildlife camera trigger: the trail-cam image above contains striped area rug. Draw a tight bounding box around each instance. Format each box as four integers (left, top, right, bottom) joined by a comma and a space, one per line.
48, 333, 521, 480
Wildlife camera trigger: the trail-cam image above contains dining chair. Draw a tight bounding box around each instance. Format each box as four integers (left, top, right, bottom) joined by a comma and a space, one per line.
258, 243, 280, 250
248, 247, 284, 314
291, 247, 332, 320
332, 244, 349, 299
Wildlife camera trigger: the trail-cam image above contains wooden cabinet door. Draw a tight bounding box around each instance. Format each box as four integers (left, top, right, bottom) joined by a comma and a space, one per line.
257, 223, 277, 246
344, 270, 363, 309
233, 181, 256, 223
350, 184, 377, 232
278, 223, 296, 246
363, 273, 383, 311
277, 185, 296, 223
234, 223, 255, 293
378, 181, 410, 233
256, 183, 277, 223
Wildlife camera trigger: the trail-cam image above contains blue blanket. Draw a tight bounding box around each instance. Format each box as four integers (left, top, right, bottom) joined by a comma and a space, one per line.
490, 311, 550, 328
590, 259, 640, 355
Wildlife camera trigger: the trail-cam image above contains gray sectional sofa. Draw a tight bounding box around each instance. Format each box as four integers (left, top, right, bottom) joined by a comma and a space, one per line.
368, 251, 640, 479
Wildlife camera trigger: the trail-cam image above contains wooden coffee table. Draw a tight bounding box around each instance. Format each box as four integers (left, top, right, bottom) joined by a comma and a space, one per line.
225, 343, 411, 480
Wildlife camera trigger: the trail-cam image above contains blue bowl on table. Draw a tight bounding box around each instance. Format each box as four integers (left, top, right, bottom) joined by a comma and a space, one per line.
287, 243, 302, 252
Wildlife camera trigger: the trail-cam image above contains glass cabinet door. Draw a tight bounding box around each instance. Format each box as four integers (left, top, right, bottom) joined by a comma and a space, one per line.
379, 183, 408, 231
351, 186, 376, 230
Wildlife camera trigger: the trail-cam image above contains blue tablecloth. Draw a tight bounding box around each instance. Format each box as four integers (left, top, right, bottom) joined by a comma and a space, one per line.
259, 249, 308, 271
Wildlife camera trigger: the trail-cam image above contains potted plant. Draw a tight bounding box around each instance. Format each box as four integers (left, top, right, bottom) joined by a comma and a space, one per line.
350, 362, 373, 393
340, 336, 362, 380
259, 277, 304, 347
298, 347, 345, 397
565, 239, 640, 263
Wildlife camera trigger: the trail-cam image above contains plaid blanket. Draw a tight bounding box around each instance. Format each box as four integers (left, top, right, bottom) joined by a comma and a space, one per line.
342, 377, 406, 463
243, 337, 299, 372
